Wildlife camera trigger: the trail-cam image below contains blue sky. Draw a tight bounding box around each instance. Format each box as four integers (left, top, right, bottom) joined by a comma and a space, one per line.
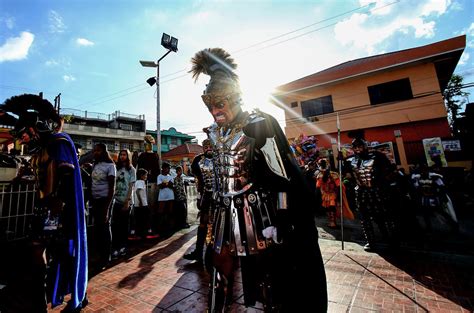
1, 0, 473, 143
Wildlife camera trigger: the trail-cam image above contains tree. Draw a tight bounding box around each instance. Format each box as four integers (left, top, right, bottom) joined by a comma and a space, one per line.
443, 74, 469, 135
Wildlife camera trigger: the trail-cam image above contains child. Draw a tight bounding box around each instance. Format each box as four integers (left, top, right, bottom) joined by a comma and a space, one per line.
134, 168, 155, 239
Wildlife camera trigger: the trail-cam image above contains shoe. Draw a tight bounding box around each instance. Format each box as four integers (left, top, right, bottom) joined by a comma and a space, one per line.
112, 250, 119, 259
363, 243, 374, 252
119, 247, 127, 256
183, 250, 202, 261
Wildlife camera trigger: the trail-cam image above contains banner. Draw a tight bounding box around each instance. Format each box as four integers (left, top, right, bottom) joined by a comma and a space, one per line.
422, 137, 447, 167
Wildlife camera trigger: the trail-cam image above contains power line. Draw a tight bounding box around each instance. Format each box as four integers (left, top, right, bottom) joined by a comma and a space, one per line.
66, 1, 400, 109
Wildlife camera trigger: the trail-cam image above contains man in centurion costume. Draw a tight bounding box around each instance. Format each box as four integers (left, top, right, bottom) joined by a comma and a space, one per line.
346, 130, 396, 251
0, 94, 88, 312
190, 48, 327, 312
184, 139, 215, 263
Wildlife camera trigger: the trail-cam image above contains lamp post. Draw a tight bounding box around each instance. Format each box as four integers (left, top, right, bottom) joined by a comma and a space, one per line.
140, 32, 178, 162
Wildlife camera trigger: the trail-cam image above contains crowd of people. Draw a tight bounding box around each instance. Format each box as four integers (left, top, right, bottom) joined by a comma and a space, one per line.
293, 130, 460, 253
0, 46, 464, 312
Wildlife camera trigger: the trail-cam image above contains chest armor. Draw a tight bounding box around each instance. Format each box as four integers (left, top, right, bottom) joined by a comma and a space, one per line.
199, 156, 215, 193
206, 114, 288, 257
208, 123, 254, 197
419, 179, 436, 196
351, 157, 375, 188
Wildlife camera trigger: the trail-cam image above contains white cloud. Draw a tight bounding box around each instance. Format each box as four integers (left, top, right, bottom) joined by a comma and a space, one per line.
183, 10, 217, 26
63, 75, 76, 82
76, 38, 94, 46
49, 10, 66, 33
420, 0, 450, 16
45, 59, 59, 67
334, 0, 450, 53
448, 0, 463, 11
1, 16, 15, 29
459, 51, 469, 65
0, 31, 34, 62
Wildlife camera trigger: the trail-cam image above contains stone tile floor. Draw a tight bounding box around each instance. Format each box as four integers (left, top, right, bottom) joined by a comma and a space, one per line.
48, 226, 474, 313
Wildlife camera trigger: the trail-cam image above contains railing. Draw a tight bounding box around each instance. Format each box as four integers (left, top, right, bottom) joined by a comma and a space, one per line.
0, 181, 197, 242
0, 182, 36, 241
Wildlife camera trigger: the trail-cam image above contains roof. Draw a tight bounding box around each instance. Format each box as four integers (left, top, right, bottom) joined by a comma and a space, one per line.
162, 143, 202, 158
274, 35, 466, 95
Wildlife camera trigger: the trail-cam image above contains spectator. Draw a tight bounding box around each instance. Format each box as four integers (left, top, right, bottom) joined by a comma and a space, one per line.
91, 143, 116, 270
111, 149, 136, 258
174, 165, 190, 230
156, 162, 175, 236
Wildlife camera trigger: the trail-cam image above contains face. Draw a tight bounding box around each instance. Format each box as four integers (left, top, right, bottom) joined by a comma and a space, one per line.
202, 93, 240, 126
18, 127, 36, 145
176, 168, 182, 176
353, 144, 365, 155
119, 151, 128, 161
93, 145, 103, 160
162, 166, 170, 174
203, 142, 212, 156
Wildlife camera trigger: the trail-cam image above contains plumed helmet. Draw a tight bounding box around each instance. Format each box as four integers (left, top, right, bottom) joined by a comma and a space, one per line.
0, 94, 61, 138
144, 134, 156, 145
348, 129, 368, 148
189, 48, 242, 106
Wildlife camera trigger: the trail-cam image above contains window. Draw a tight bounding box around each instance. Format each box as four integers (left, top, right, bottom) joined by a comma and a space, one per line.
291, 101, 298, 108
301, 95, 334, 118
120, 123, 132, 130
120, 142, 134, 151
368, 78, 413, 105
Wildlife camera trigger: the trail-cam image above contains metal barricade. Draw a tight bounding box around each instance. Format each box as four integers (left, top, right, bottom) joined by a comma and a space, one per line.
0, 182, 36, 241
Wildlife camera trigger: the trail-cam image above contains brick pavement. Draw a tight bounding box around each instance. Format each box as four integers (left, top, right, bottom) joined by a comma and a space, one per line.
47, 226, 473, 313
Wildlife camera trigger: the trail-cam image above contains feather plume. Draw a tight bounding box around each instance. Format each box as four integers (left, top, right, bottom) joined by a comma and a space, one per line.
1, 94, 56, 119
189, 48, 238, 82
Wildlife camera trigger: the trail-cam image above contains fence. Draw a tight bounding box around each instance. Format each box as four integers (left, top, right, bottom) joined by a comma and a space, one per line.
0, 181, 197, 242
0, 182, 36, 241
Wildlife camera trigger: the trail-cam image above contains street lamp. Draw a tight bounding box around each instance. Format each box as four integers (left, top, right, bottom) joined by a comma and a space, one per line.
140, 32, 178, 162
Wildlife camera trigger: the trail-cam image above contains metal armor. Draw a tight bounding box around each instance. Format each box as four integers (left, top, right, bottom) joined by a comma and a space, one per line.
199, 156, 215, 193
207, 112, 288, 256
350, 156, 375, 188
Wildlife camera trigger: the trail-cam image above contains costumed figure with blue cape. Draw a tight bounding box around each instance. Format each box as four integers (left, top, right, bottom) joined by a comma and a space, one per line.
0, 94, 88, 312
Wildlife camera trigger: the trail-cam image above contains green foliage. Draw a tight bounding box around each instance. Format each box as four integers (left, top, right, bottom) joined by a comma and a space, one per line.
443, 74, 469, 134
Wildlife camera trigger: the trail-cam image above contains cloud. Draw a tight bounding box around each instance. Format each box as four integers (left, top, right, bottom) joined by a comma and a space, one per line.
76, 38, 94, 46
1, 16, 15, 29
459, 51, 469, 65
45, 59, 59, 67
63, 75, 76, 82
334, 0, 451, 53
183, 10, 217, 26
49, 10, 66, 33
0, 31, 34, 62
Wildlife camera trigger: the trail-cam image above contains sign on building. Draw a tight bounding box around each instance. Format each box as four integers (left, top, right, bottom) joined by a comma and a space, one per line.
422, 137, 448, 167
442, 139, 462, 152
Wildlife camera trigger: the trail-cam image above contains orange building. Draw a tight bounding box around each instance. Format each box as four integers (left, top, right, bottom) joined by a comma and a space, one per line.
273, 35, 466, 168
161, 142, 203, 174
